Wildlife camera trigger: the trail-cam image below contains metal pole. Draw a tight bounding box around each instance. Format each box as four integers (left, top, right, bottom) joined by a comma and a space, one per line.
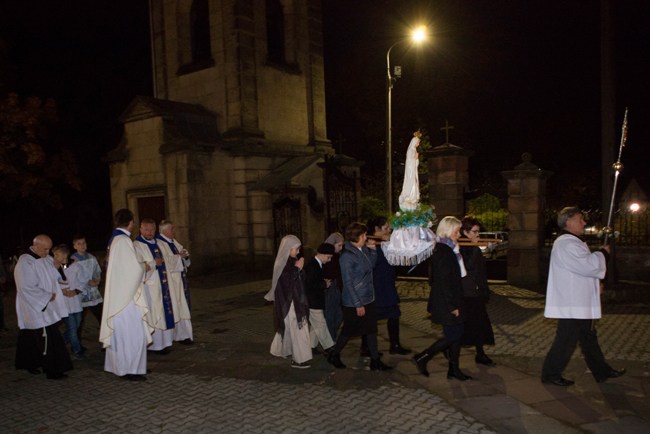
386, 73, 392, 215
386, 43, 398, 215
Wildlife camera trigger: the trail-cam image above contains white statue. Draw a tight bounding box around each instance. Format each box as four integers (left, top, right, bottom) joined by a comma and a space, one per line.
398, 131, 421, 211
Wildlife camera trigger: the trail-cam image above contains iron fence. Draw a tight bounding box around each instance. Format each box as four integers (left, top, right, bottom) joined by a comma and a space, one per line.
544, 208, 650, 246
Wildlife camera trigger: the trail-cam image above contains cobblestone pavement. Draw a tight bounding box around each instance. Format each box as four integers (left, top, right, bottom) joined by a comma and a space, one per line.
2, 370, 492, 433
0, 274, 649, 433
0, 275, 495, 434
396, 280, 650, 362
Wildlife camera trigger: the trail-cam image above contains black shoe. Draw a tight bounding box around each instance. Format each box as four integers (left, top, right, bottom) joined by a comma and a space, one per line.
150, 347, 171, 355
542, 377, 575, 386
27, 368, 42, 375
327, 352, 346, 369
179, 339, 194, 346
122, 374, 147, 381
447, 369, 473, 381
291, 361, 311, 369
475, 355, 496, 367
596, 368, 626, 383
370, 358, 393, 371
311, 347, 322, 355
389, 344, 412, 355
412, 353, 430, 377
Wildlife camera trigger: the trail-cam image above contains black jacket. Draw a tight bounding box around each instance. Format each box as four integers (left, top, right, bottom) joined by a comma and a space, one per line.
459, 245, 490, 299
304, 257, 326, 309
427, 242, 464, 325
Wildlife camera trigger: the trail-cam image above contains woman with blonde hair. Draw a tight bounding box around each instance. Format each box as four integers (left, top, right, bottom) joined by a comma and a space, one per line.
267, 235, 312, 368
413, 216, 473, 380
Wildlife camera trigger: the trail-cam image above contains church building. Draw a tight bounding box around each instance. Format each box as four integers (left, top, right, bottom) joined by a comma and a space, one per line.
106, 0, 360, 272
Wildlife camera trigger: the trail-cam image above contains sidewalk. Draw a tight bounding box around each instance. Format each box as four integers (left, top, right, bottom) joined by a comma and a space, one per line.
395, 278, 650, 433
0, 273, 648, 433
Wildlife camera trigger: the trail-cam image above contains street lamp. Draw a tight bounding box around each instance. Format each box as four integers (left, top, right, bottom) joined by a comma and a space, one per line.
386, 26, 428, 214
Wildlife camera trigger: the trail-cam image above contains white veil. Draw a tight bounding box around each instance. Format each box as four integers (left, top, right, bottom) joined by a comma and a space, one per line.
263, 234, 301, 301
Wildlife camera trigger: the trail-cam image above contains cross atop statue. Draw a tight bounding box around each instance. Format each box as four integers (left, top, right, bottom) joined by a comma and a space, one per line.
440, 119, 454, 144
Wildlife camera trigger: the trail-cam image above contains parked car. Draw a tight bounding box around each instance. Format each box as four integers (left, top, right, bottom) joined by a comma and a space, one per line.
478, 231, 509, 259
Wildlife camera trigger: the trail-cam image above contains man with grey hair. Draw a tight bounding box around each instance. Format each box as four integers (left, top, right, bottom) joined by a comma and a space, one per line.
541, 206, 625, 386
156, 220, 193, 344
14, 234, 73, 379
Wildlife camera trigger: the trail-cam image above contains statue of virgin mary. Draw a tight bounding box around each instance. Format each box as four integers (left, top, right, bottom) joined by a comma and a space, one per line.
382, 130, 436, 266
398, 131, 421, 211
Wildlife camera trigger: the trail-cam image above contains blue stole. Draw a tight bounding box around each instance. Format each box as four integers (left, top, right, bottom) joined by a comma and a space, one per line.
156, 234, 191, 311
106, 228, 127, 267
136, 235, 175, 329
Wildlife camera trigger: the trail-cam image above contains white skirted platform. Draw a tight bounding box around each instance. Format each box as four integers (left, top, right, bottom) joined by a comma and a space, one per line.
382, 226, 435, 266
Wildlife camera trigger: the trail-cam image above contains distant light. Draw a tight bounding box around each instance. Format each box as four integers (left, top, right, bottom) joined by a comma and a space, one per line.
630, 202, 640, 212
411, 26, 427, 43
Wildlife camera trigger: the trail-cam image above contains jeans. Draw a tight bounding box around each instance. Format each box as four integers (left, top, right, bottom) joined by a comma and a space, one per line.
63, 312, 83, 355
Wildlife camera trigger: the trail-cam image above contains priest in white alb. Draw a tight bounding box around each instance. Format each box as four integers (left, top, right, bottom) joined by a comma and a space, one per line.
156, 220, 193, 345
100, 209, 152, 381
134, 218, 175, 353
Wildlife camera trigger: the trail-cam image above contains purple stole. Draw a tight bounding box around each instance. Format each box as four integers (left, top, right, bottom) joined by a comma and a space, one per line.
156, 234, 191, 311
136, 236, 175, 329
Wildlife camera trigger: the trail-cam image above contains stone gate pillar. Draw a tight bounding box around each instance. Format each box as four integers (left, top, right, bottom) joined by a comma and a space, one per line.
501, 153, 552, 287
426, 143, 473, 218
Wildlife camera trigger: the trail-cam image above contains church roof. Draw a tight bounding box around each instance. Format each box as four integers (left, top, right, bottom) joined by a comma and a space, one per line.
119, 96, 215, 122
248, 155, 321, 192
119, 95, 220, 154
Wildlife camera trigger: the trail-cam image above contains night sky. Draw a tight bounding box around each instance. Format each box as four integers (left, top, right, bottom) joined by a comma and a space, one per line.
0, 1, 648, 252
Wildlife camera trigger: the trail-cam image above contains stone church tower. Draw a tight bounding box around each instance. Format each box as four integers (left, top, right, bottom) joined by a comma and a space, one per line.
106, 0, 360, 272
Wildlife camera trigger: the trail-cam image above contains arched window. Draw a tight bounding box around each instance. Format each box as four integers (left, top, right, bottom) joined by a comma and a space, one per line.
266, 0, 285, 64
191, 0, 211, 63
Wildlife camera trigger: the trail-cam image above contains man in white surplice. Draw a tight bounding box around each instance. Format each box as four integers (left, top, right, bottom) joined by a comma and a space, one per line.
134, 218, 176, 353
100, 209, 152, 381
15, 235, 73, 379
156, 220, 193, 345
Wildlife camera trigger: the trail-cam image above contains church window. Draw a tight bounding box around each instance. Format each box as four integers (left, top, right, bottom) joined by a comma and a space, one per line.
191, 0, 211, 63
266, 0, 285, 64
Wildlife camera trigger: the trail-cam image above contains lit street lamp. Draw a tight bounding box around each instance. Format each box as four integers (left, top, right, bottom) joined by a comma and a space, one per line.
386, 26, 427, 214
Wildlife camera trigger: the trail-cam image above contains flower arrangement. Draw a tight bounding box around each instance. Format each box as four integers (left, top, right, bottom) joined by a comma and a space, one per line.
389, 204, 437, 229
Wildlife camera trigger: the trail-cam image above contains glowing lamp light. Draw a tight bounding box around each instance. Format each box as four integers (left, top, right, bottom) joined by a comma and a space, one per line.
629, 202, 640, 213
411, 26, 427, 43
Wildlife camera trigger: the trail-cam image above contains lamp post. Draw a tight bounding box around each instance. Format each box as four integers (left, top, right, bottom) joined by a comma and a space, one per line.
385, 26, 427, 215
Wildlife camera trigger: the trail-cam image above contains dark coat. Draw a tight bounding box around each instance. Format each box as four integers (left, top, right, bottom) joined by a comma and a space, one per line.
373, 247, 399, 308
427, 242, 464, 325
322, 252, 342, 286
273, 257, 309, 335
459, 245, 490, 299
304, 257, 326, 309
340, 242, 377, 308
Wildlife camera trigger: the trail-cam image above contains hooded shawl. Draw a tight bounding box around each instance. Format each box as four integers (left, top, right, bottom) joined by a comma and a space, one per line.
264, 235, 301, 302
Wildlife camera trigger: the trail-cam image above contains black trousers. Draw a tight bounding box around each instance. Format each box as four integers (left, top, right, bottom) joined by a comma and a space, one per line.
541, 318, 611, 381
15, 324, 73, 375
